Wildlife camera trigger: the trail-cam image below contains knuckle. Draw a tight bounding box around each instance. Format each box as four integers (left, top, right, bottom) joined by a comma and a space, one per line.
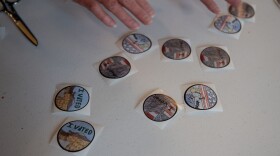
104, 0, 119, 11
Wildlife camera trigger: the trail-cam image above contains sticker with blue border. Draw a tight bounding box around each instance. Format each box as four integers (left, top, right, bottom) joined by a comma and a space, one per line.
143, 94, 177, 122
200, 46, 230, 68
229, 2, 255, 19
57, 120, 95, 152
99, 56, 131, 79
162, 39, 191, 60
55, 86, 90, 112
184, 84, 217, 110
122, 33, 152, 54
214, 15, 242, 34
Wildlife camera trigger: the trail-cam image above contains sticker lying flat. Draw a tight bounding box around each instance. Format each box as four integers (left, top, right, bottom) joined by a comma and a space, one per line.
99, 56, 131, 79
162, 39, 191, 60
184, 84, 217, 110
229, 2, 255, 19
143, 94, 177, 122
200, 47, 230, 68
57, 120, 95, 152
122, 33, 152, 54
55, 86, 90, 112
214, 15, 242, 34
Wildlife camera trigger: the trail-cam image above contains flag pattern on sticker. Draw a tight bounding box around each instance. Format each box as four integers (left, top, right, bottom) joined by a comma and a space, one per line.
55, 86, 90, 112
229, 2, 255, 19
57, 120, 95, 152
184, 84, 217, 110
99, 56, 131, 79
162, 39, 191, 60
200, 46, 230, 68
214, 15, 242, 34
143, 94, 177, 122
122, 33, 152, 54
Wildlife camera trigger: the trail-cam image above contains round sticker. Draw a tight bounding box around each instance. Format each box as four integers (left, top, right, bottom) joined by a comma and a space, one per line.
214, 15, 242, 34
122, 33, 152, 54
99, 56, 131, 79
200, 46, 230, 68
162, 39, 191, 60
184, 84, 217, 110
57, 120, 95, 152
143, 94, 177, 122
229, 2, 255, 19
55, 86, 90, 112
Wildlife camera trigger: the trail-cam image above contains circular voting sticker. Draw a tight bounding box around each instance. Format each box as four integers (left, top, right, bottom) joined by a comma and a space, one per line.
99, 56, 131, 79
184, 84, 217, 110
214, 15, 242, 34
229, 2, 255, 19
57, 120, 95, 152
143, 94, 177, 122
200, 47, 230, 68
55, 86, 90, 112
162, 39, 191, 60
122, 33, 152, 54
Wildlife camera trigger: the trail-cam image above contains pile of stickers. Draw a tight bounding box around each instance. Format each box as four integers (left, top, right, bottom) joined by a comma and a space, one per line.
94, 2, 256, 129
50, 1, 258, 155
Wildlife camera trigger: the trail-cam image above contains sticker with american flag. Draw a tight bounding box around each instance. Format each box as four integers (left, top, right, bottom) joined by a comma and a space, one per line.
122, 33, 152, 54
184, 84, 217, 110
214, 15, 241, 34
162, 39, 191, 60
99, 56, 131, 79
143, 94, 177, 122
229, 2, 255, 19
200, 46, 230, 68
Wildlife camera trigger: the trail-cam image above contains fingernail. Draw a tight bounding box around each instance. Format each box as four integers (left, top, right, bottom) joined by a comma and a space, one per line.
112, 24, 117, 28
131, 22, 140, 30
104, 16, 116, 28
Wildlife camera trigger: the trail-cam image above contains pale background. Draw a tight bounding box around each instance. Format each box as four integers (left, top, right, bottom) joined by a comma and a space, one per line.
1, 0, 280, 156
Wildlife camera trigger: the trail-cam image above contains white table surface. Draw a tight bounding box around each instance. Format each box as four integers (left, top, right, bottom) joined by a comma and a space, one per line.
1, 0, 280, 156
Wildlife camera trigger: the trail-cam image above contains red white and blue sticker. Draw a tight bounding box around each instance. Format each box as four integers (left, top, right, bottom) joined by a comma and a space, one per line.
122, 33, 152, 54
99, 56, 131, 79
184, 84, 217, 110
57, 120, 95, 152
162, 39, 191, 60
214, 15, 242, 34
229, 2, 255, 19
200, 46, 230, 68
55, 86, 90, 112
143, 94, 177, 122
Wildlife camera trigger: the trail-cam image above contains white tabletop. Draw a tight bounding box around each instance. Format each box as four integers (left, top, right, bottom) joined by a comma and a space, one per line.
1, 0, 280, 156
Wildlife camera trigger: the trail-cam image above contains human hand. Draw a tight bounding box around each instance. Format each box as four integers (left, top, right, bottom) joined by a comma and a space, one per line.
73, 0, 155, 30
201, 0, 241, 14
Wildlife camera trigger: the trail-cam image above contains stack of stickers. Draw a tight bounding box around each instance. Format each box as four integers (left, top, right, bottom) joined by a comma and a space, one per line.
210, 1, 256, 39
51, 85, 103, 156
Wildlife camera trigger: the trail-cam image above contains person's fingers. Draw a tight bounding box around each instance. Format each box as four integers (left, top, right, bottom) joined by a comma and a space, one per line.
136, 0, 155, 17
99, 0, 140, 30
201, 0, 220, 14
226, 0, 241, 6
74, 0, 116, 27
119, 0, 152, 25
